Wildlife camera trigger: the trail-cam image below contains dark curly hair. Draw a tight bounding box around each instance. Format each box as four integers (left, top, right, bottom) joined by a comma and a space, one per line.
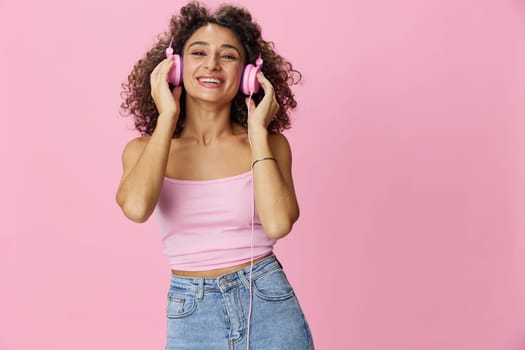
120, 1, 302, 137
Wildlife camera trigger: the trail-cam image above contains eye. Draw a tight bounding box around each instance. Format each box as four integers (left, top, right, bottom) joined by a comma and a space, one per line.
221, 54, 237, 60
191, 51, 206, 56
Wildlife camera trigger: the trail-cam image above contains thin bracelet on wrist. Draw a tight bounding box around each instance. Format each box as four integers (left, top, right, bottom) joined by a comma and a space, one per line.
251, 157, 277, 168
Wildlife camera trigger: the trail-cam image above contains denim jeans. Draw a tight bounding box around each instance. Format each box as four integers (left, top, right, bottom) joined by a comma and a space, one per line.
165, 254, 314, 349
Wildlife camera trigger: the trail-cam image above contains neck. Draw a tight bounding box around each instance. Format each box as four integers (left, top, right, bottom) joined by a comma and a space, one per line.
181, 96, 234, 145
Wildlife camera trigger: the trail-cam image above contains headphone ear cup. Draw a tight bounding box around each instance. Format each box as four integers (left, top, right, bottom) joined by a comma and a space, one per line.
241, 64, 254, 95
167, 54, 183, 86
241, 64, 262, 95
248, 66, 260, 95
241, 55, 264, 95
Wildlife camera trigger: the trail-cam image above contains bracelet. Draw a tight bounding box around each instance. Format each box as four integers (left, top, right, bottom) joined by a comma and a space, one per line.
251, 157, 277, 168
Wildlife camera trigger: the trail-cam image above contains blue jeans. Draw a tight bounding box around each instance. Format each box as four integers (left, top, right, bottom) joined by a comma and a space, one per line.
165, 254, 314, 349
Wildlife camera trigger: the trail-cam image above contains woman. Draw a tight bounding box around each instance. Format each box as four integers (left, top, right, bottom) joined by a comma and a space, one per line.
117, 2, 313, 349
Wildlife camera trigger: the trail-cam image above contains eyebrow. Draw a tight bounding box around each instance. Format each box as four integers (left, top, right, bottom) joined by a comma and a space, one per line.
187, 41, 242, 56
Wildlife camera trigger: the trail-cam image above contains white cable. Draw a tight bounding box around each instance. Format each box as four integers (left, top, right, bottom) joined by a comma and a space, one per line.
246, 165, 255, 350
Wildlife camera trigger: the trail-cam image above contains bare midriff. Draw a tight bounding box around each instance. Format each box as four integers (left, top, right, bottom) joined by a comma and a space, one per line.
171, 253, 274, 278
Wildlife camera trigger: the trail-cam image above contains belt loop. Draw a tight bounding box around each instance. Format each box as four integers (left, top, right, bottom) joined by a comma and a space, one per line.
237, 269, 250, 290
196, 278, 204, 301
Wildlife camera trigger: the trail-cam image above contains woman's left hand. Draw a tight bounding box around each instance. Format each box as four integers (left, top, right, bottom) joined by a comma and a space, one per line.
245, 72, 279, 137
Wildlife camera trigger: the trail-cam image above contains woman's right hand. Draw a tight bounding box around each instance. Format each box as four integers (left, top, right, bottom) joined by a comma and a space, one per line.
150, 56, 183, 119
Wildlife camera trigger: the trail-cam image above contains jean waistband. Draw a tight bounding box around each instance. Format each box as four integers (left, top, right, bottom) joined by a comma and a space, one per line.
169, 254, 282, 292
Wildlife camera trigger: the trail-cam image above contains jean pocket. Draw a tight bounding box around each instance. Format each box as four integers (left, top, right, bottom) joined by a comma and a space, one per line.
166, 288, 197, 319
252, 267, 295, 301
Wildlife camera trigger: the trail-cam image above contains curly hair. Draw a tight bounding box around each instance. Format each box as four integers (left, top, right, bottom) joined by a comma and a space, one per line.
120, 1, 302, 137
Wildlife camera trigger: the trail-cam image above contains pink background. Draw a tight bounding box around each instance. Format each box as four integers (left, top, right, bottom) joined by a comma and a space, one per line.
3, 0, 525, 349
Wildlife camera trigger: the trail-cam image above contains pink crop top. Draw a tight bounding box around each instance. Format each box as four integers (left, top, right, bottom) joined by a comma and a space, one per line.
154, 171, 276, 271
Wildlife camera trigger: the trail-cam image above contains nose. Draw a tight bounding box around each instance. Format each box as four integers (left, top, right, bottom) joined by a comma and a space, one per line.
204, 54, 221, 71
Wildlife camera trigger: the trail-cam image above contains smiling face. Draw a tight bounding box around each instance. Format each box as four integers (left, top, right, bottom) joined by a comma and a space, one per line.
182, 23, 245, 105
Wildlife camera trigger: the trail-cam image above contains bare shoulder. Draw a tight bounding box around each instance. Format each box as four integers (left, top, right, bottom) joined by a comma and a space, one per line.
267, 132, 293, 169
268, 132, 292, 157
123, 135, 150, 151
121, 135, 151, 164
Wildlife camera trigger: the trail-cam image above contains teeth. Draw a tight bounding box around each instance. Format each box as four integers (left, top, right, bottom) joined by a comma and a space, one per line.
199, 78, 221, 84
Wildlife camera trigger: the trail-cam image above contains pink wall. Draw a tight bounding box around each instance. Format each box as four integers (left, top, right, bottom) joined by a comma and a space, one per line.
3, 0, 524, 349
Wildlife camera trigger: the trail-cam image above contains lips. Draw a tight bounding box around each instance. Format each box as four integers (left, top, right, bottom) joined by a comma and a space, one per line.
197, 76, 225, 88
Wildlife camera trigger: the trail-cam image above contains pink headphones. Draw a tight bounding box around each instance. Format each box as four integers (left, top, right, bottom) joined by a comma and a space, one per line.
166, 38, 263, 95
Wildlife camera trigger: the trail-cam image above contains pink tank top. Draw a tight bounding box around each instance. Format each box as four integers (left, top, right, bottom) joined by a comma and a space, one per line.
155, 171, 276, 271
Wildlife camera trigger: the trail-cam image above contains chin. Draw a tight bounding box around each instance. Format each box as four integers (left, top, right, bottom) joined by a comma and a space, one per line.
187, 89, 238, 105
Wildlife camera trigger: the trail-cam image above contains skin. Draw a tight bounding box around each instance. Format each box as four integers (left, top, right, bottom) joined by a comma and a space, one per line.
116, 23, 299, 275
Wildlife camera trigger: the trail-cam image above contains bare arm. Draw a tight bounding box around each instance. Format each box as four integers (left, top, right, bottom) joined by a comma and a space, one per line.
116, 117, 176, 222
116, 56, 181, 222
250, 131, 300, 240
246, 72, 300, 240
